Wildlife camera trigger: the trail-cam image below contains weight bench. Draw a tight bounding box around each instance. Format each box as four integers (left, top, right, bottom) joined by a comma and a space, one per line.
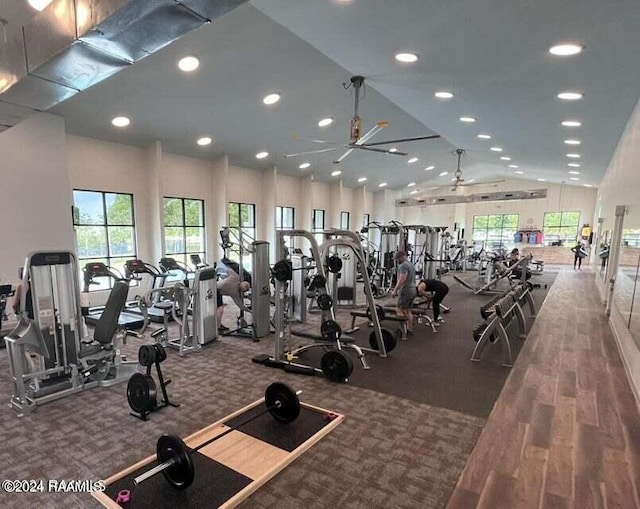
345, 310, 408, 340
531, 260, 544, 272
381, 306, 438, 334
289, 328, 369, 370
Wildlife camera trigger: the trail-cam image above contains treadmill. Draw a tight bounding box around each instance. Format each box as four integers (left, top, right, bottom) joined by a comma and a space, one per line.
82, 262, 145, 330
124, 259, 174, 323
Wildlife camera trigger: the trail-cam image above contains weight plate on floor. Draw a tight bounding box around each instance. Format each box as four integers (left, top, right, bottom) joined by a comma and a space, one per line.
316, 293, 333, 311
157, 435, 194, 491
365, 305, 386, 322
127, 373, 157, 413
153, 343, 167, 363
264, 382, 300, 423
320, 350, 353, 382
320, 319, 342, 341
368, 328, 397, 353
138, 344, 157, 367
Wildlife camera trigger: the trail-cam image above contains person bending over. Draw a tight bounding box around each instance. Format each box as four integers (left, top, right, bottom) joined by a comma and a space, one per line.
217, 269, 251, 330
391, 251, 416, 334
416, 279, 449, 324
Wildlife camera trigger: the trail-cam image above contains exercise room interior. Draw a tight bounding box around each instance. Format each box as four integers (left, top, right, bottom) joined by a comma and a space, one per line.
1, 0, 640, 508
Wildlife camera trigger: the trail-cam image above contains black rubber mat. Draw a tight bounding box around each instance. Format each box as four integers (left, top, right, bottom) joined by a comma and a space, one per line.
224, 404, 332, 452
104, 452, 252, 508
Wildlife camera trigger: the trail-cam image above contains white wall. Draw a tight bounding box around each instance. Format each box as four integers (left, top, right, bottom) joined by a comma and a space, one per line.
0, 114, 74, 285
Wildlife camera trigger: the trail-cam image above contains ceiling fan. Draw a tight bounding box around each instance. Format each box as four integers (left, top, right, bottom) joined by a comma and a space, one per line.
284, 75, 441, 164
432, 149, 504, 191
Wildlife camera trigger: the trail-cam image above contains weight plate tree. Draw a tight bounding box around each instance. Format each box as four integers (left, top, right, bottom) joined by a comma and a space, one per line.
133, 382, 301, 490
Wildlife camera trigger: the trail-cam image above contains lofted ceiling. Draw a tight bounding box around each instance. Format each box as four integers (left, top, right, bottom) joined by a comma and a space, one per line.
2, 0, 640, 193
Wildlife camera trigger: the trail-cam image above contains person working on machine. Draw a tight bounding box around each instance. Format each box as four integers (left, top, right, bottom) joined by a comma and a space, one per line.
416, 279, 449, 325
391, 251, 416, 335
507, 248, 531, 280
217, 269, 251, 331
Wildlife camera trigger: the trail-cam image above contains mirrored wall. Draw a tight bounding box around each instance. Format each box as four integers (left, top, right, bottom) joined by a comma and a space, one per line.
613, 228, 640, 348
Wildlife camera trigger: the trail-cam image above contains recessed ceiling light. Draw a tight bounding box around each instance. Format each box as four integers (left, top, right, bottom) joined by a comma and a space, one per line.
567, 153, 581, 158
561, 120, 582, 127
27, 0, 53, 11
395, 52, 419, 63
111, 116, 130, 127
564, 139, 581, 145
262, 93, 281, 105
256, 151, 269, 159
568, 171, 581, 176
477, 134, 492, 139
389, 147, 398, 153
460, 117, 476, 123
500, 156, 511, 161
491, 147, 503, 152
549, 43, 584, 56
331, 170, 342, 177
434, 91, 454, 99
410, 190, 419, 195
584, 184, 593, 187
408, 157, 419, 164
537, 178, 546, 181
557, 91, 583, 100
378, 182, 388, 188
178, 55, 200, 72
429, 187, 439, 190
514, 171, 524, 175
357, 177, 367, 183
425, 165, 435, 171
299, 162, 311, 169
196, 136, 212, 146
407, 182, 416, 187
569, 177, 580, 181
508, 165, 519, 168
318, 117, 334, 127
439, 171, 449, 177
568, 163, 581, 168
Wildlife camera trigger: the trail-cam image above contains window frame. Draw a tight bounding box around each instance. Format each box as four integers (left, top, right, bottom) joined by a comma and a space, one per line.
72, 189, 137, 291
340, 211, 350, 230
543, 211, 580, 246
275, 206, 296, 230
163, 196, 206, 265
472, 213, 519, 250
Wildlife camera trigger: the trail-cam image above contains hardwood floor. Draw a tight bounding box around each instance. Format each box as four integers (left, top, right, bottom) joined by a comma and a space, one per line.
448, 269, 640, 509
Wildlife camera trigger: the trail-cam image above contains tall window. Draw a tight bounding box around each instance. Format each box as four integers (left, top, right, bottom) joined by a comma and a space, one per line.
275, 206, 295, 229
363, 213, 370, 229
340, 211, 350, 230
313, 209, 325, 246
543, 211, 580, 246
472, 214, 519, 250
73, 190, 136, 291
164, 197, 205, 265
227, 202, 256, 264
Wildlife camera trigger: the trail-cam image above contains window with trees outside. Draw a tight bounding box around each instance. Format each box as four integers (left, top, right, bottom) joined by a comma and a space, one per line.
227, 202, 256, 265
73, 190, 136, 291
363, 213, 370, 229
164, 197, 205, 269
543, 211, 580, 246
313, 209, 325, 246
340, 211, 350, 230
472, 214, 519, 250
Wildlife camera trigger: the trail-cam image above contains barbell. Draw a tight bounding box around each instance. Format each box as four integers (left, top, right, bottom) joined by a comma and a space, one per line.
133, 382, 301, 491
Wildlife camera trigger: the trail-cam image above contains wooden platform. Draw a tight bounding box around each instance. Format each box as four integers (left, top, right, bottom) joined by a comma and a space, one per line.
93, 398, 344, 508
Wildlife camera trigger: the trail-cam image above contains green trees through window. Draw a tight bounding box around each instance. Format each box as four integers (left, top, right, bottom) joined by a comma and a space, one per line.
73, 190, 136, 291
543, 211, 580, 245
163, 197, 205, 265
472, 214, 519, 250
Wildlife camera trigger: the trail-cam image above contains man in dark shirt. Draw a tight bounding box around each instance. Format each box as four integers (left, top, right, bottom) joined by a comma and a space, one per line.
416, 279, 449, 324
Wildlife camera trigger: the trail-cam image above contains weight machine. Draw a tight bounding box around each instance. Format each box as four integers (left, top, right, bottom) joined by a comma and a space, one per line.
1, 284, 15, 337
4, 251, 137, 415
219, 227, 271, 340
453, 253, 533, 295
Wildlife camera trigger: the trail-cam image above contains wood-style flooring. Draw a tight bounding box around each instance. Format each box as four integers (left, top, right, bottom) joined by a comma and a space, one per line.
448, 269, 640, 509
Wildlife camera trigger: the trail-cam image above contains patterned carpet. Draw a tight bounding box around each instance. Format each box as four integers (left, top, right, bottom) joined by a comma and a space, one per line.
0, 271, 556, 508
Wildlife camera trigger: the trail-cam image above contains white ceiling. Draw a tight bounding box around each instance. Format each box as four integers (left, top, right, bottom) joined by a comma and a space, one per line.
3, 0, 640, 192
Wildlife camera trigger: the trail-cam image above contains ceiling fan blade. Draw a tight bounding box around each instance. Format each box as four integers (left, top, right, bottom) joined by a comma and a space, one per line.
293, 136, 344, 146
283, 147, 339, 157
459, 179, 505, 187
334, 122, 388, 163
333, 148, 355, 164
350, 145, 408, 156
361, 134, 441, 147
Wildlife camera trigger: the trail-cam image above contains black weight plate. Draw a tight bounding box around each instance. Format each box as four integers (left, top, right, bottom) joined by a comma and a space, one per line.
157, 435, 195, 491
369, 328, 397, 353
320, 350, 353, 382
272, 260, 293, 282
138, 344, 157, 367
320, 319, 342, 341
127, 373, 157, 413
153, 343, 167, 363
326, 256, 343, 274
365, 305, 386, 322
371, 284, 379, 297
264, 382, 300, 423
308, 274, 326, 290
316, 293, 333, 311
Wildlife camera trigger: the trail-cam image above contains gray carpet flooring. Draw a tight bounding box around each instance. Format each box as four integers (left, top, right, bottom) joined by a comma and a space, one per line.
0, 271, 556, 508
